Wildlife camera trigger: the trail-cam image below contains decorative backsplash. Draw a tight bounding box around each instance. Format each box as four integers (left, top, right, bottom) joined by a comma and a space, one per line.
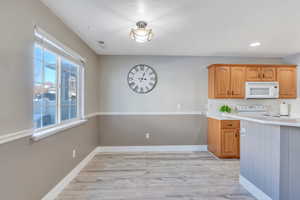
207, 98, 300, 116
207, 99, 281, 114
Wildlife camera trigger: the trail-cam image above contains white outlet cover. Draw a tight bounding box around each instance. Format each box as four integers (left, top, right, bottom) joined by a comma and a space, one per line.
145, 133, 150, 139
72, 150, 76, 158
177, 104, 181, 110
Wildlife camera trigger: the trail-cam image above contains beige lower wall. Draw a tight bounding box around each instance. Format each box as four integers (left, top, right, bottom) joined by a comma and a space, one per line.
99, 115, 207, 146
0, 116, 99, 200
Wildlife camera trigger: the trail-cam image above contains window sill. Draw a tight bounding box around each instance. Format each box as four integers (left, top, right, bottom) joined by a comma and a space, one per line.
31, 119, 87, 141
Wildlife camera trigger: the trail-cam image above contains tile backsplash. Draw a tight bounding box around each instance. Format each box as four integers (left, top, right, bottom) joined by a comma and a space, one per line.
208, 99, 300, 115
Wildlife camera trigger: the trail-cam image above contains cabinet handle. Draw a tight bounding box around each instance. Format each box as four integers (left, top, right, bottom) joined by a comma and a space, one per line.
262, 73, 265, 78
232, 91, 234, 95
235, 130, 239, 137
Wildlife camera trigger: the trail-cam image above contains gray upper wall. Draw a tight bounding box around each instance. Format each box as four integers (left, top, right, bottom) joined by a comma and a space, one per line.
98, 55, 284, 113
0, 0, 100, 136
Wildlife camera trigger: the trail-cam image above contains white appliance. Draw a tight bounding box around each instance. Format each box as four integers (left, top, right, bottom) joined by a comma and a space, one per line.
245, 82, 279, 99
280, 102, 289, 116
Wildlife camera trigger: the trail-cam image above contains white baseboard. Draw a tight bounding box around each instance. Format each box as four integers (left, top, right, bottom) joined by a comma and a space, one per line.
42, 147, 99, 200
239, 175, 272, 200
96, 145, 208, 153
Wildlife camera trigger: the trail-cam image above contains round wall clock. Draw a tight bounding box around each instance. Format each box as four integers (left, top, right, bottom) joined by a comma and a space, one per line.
127, 64, 158, 94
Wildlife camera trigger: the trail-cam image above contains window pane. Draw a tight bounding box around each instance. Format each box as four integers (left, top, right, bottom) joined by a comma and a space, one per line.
34, 59, 43, 83
33, 82, 43, 129
33, 43, 82, 130
33, 46, 57, 129
61, 59, 78, 121
43, 50, 57, 127
34, 45, 43, 61
33, 46, 43, 129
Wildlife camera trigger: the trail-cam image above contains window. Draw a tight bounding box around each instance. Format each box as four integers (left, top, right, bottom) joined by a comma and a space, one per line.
33, 27, 84, 130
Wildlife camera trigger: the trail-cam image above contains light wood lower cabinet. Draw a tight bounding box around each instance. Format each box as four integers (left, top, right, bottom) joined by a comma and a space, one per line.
208, 118, 240, 158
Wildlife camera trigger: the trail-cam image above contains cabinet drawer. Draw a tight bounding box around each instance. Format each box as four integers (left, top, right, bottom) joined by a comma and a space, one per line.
221, 120, 240, 129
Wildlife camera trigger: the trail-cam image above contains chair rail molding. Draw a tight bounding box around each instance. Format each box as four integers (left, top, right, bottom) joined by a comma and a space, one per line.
97, 111, 204, 115
0, 128, 33, 145
0, 112, 99, 145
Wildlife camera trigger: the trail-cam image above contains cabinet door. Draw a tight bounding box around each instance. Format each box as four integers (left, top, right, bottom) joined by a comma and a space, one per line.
230, 67, 246, 98
215, 66, 231, 98
208, 118, 216, 153
261, 67, 276, 81
246, 67, 261, 81
221, 129, 239, 158
208, 67, 215, 98
277, 67, 297, 98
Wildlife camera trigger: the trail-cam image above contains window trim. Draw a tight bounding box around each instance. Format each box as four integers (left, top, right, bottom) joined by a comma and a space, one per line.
32, 28, 86, 140
31, 119, 87, 141
34, 25, 86, 63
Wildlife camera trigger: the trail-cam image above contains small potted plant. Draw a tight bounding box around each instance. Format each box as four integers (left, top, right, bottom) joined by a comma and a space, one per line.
219, 105, 232, 113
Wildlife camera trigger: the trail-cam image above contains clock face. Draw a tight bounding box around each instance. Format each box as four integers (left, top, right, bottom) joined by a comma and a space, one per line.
127, 64, 158, 94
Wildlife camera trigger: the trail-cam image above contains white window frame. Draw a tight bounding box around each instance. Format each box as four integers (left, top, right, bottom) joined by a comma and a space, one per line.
32, 26, 86, 141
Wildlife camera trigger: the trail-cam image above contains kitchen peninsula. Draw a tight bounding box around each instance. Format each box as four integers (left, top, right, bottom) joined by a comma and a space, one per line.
225, 113, 300, 200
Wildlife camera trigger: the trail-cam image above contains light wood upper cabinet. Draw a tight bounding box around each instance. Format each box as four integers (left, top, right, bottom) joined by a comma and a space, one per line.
231, 67, 246, 98
208, 65, 245, 99
215, 66, 231, 98
261, 67, 276, 81
208, 64, 297, 99
246, 66, 261, 81
246, 66, 276, 81
277, 66, 297, 98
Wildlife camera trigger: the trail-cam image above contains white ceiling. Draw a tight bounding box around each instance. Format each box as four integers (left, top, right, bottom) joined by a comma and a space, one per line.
41, 0, 300, 57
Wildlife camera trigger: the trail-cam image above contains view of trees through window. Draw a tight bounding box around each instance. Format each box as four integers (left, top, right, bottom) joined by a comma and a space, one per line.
33, 45, 79, 129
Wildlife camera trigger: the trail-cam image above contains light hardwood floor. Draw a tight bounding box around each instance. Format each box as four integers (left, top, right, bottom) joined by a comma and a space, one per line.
57, 151, 255, 200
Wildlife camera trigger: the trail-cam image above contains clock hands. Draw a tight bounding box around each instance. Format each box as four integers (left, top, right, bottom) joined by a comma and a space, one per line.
139, 71, 147, 83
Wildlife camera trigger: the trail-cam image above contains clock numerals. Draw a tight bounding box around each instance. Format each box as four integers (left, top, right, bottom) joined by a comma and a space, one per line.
129, 82, 135, 88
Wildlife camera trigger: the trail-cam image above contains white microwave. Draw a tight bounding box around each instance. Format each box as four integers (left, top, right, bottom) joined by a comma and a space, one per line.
245, 82, 279, 99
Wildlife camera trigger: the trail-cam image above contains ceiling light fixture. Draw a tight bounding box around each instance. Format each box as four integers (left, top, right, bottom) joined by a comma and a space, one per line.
130, 21, 153, 43
249, 42, 261, 47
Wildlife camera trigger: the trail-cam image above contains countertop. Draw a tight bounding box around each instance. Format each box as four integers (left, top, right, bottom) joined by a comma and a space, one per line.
223, 113, 300, 127
206, 113, 237, 120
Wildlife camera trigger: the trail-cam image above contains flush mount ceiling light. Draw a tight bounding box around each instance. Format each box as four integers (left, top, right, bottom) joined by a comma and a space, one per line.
249, 42, 261, 47
130, 21, 153, 43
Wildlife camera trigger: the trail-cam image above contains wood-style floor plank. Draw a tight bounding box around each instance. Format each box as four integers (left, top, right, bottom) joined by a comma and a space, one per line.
56, 151, 255, 200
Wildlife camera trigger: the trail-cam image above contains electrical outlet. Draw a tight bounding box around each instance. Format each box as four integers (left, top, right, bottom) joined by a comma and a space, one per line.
72, 149, 76, 159
145, 133, 150, 139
